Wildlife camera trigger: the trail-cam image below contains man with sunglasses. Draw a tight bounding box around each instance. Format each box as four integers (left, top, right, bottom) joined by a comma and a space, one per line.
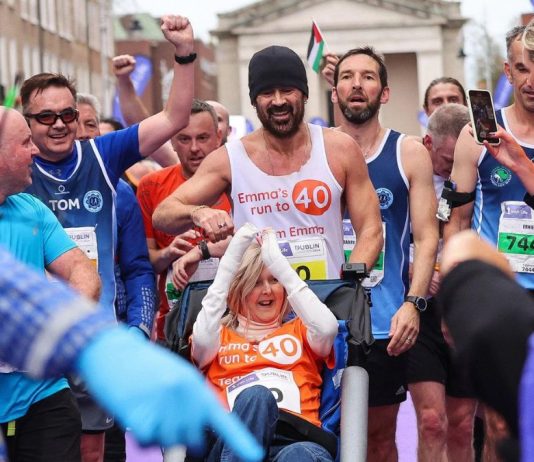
2, 14, 194, 462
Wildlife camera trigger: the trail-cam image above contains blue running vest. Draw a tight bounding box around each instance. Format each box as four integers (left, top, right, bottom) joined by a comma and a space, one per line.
474, 109, 534, 289
344, 130, 410, 339
27, 140, 117, 314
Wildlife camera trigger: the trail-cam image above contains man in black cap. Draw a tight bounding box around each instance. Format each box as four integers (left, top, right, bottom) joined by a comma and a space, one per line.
153, 45, 382, 282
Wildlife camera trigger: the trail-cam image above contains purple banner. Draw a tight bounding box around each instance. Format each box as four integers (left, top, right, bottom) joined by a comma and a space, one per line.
112, 54, 153, 126
493, 73, 513, 110
417, 110, 429, 128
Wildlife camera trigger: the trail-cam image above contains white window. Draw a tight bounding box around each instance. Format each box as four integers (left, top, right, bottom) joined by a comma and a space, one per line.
57, 0, 73, 39
29, 0, 38, 24
40, 0, 57, 32
87, 1, 100, 50
73, 0, 87, 42
32, 46, 40, 74
47, 0, 57, 32
23, 45, 31, 77
0, 37, 8, 88
21, 0, 29, 20
9, 39, 18, 80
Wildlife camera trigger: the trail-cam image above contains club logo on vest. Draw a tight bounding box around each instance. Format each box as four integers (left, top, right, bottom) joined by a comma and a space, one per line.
376, 188, 394, 209
83, 190, 103, 213
490, 166, 512, 187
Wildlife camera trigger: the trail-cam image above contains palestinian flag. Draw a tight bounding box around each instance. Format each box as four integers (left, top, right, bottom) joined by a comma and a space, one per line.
307, 21, 326, 73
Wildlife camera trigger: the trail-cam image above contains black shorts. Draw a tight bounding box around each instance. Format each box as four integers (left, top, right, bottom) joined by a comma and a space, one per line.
1, 388, 81, 462
406, 298, 475, 398
68, 374, 113, 432
363, 339, 407, 407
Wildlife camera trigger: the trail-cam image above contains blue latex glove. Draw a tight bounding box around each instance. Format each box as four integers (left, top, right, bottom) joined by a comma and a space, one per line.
76, 326, 263, 461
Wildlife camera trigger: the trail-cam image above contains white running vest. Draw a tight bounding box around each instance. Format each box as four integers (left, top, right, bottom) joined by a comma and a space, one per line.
227, 123, 344, 279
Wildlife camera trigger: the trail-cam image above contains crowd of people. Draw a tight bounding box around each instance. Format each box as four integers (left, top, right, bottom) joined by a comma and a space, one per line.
2, 11, 534, 462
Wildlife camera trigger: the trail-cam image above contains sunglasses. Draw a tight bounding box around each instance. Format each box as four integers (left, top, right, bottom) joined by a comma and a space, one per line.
24, 108, 79, 126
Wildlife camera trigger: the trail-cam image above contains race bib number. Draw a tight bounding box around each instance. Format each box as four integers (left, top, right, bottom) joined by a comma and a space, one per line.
226, 368, 301, 414
65, 227, 98, 268
343, 219, 385, 287
278, 237, 327, 280
258, 334, 303, 365
497, 201, 534, 273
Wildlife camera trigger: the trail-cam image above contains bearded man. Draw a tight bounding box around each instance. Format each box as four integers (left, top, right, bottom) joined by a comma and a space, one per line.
152, 45, 382, 281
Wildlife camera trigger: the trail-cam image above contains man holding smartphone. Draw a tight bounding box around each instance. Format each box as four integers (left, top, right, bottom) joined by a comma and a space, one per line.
444, 25, 534, 459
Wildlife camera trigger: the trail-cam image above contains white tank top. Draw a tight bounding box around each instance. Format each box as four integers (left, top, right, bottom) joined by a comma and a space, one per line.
227, 123, 344, 279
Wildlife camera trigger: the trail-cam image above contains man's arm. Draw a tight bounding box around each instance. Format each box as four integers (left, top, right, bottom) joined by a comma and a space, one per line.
112, 54, 178, 167
116, 183, 157, 335
328, 131, 383, 270
484, 127, 534, 195
403, 138, 439, 298
137, 16, 194, 158
387, 139, 439, 356
146, 233, 197, 274
153, 146, 233, 241
443, 125, 482, 241
47, 247, 101, 301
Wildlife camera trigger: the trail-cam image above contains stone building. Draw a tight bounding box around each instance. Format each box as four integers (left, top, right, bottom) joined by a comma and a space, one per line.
0, 0, 114, 110
213, 0, 466, 135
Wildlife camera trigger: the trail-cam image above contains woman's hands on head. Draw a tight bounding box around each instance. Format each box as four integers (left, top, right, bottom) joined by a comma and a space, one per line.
259, 228, 286, 270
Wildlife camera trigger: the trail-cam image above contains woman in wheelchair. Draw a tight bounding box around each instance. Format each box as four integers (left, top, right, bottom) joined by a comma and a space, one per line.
191, 223, 339, 462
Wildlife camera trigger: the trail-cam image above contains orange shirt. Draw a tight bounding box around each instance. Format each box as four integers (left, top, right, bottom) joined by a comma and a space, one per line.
136, 164, 231, 339
204, 318, 334, 428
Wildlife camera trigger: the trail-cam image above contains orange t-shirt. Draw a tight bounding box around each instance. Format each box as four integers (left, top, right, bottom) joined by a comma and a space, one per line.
204, 318, 335, 428
136, 164, 231, 339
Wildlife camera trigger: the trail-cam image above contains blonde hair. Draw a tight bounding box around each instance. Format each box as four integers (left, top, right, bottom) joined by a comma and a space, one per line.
224, 241, 290, 330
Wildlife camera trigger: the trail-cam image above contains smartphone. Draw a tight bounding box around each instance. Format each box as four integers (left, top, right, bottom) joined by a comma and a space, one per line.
467, 89, 500, 145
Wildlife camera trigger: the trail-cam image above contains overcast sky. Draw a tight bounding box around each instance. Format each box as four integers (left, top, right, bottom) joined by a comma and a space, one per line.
113, 0, 534, 86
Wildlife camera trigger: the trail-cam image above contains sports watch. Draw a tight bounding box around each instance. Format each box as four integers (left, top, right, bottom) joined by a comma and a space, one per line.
404, 295, 427, 312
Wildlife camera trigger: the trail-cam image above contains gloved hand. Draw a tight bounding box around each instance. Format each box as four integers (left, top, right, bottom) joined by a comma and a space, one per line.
261, 229, 337, 357
197, 222, 259, 319
76, 326, 262, 461
217, 222, 259, 278
260, 228, 306, 297
192, 223, 259, 367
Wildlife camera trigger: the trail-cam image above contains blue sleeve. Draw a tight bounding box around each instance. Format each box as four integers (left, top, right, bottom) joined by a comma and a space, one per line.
115, 180, 156, 336
95, 125, 143, 187
0, 245, 115, 378
35, 196, 77, 266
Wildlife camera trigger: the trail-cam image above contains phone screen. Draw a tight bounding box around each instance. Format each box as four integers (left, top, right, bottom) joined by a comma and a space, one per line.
468, 90, 500, 145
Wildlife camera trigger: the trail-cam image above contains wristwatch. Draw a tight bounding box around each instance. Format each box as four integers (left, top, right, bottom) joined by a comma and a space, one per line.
404, 295, 427, 312
174, 52, 197, 64
198, 240, 211, 260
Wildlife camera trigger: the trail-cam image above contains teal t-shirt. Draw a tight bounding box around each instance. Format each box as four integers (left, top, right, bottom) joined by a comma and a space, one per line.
0, 193, 76, 422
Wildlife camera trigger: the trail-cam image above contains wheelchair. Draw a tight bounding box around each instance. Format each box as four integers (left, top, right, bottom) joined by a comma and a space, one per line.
164, 265, 373, 462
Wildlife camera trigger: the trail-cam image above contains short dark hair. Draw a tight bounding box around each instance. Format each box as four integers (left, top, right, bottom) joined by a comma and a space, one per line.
21, 73, 77, 113
99, 117, 124, 132
506, 25, 526, 61
423, 77, 466, 110
192, 99, 218, 132
334, 47, 388, 88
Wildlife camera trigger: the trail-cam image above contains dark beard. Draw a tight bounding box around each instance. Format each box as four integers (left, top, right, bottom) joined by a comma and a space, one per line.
339, 95, 381, 125
256, 101, 305, 138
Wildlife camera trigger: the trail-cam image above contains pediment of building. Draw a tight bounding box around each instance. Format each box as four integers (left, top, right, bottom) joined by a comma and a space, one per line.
213, 0, 464, 36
